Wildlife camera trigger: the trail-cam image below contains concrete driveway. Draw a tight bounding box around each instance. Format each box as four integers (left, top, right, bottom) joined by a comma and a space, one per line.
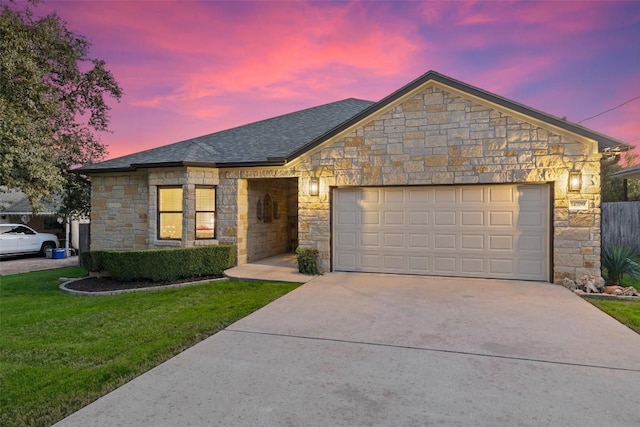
55, 273, 640, 426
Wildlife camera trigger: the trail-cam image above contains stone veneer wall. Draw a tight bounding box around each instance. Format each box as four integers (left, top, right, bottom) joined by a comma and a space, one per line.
288, 85, 601, 283
147, 167, 219, 248
247, 179, 293, 261
90, 167, 219, 251
90, 171, 149, 250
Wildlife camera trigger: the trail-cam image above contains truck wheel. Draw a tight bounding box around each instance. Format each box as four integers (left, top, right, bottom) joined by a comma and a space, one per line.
40, 242, 56, 257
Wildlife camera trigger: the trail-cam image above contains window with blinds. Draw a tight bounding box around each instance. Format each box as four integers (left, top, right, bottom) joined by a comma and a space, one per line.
158, 187, 183, 239
195, 186, 216, 239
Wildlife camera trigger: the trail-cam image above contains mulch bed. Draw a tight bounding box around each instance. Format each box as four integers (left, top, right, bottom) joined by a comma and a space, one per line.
64, 276, 223, 292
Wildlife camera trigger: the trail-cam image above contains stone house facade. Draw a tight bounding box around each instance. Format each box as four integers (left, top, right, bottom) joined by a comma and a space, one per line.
79, 71, 629, 284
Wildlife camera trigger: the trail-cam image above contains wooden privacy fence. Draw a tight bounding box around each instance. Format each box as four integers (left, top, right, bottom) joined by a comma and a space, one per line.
601, 201, 640, 252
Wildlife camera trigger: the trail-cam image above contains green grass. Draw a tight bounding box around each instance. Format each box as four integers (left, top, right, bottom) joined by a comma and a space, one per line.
583, 274, 640, 334
0, 267, 300, 427
622, 274, 640, 288
584, 297, 640, 334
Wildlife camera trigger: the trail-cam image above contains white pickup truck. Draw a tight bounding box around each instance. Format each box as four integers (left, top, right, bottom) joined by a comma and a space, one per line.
0, 224, 59, 257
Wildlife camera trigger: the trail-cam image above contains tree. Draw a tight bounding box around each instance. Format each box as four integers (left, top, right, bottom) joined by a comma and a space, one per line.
0, 0, 122, 216
601, 150, 640, 202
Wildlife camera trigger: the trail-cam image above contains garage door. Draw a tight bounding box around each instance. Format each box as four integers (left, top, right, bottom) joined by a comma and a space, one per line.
333, 184, 549, 281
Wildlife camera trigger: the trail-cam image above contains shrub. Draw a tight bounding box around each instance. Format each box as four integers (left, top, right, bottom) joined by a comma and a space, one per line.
81, 246, 237, 282
601, 246, 640, 285
79, 250, 107, 272
296, 247, 321, 275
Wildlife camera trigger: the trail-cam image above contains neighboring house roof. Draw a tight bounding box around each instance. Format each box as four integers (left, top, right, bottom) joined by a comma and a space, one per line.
76, 70, 632, 173
0, 188, 60, 215
610, 163, 640, 180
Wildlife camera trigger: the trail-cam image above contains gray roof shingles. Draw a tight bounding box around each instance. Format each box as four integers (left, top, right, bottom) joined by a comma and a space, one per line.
77, 98, 374, 172
611, 163, 640, 180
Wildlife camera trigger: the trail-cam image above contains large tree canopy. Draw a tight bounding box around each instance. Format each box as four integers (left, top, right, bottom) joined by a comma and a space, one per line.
0, 1, 122, 215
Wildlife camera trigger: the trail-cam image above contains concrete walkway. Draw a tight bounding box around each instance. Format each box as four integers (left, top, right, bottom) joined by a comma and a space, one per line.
54, 272, 640, 426
0, 255, 79, 275
224, 253, 315, 283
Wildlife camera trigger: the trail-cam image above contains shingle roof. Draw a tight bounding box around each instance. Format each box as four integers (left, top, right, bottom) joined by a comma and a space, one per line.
611, 163, 640, 180
0, 188, 60, 215
76, 98, 375, 172
76, 71, 631, 173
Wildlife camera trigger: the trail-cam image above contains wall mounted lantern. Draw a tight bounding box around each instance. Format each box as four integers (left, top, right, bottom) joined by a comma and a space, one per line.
568, 171, 582, 192
309, 177, 319, 196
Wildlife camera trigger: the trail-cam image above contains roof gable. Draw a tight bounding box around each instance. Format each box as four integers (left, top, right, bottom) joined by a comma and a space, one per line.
77, 71, 630, 173
286, 71, 630, 161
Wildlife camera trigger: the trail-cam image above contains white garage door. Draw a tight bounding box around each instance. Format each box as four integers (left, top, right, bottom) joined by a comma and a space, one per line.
333, 184, 549, 281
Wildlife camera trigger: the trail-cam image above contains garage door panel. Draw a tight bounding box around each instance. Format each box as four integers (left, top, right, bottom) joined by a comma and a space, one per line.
489, 186, 514, 202
361, 188, 380, 203
461, 234, 484, 250
409, 189, 430, 203
408, 256, 431, 271
434, 257, 457, 273
435, 188, 456, 203
489, 259, 514, 275
336, 211, 357, 226
383, 255, 405, 270
384, 233, 405, 247
461, 211, 484, 226
361, 254, 380, 269
518, 211, 544, 227
461, 186, 484, 202
336, 231, 356, 247
335, 253, 357, 270
519, 186, 545, 203
362, 211, 380, 225
434, 234, 456, 249
489, 235, 513, 250
384, 211, 404, 225
408, 234, 430, 248
519, 259, 545, 276
518, 235, 544, 251
360, 233, 379, 247
336, 189, 358, 203
384, 189, 404, 203
434, 211, 456, 226
489, 211, 513, 227
333, 185, 549, 281
408, 212, 429, 225
461, 258, 485, 274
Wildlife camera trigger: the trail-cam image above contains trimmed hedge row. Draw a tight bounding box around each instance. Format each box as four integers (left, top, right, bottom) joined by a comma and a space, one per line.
80, 245, 237, 282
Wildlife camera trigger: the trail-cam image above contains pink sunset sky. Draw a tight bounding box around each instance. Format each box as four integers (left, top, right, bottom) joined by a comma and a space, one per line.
27, 0, 640, 160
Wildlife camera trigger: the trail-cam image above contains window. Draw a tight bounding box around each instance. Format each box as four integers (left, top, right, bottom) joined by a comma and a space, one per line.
195, 186, 216, 239
158, 187, 183, 239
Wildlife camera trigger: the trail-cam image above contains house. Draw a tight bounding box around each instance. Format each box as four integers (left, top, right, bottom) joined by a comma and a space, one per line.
76, 71, 631, 284
610, 163, 640, 201
0, 188, 89, 253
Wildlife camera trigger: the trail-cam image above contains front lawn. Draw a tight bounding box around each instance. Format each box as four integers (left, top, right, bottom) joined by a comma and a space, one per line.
0, 267, 300, 427
584, 297, 640, 334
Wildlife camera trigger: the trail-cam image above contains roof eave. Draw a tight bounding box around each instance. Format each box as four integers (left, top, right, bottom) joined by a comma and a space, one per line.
215, 158, 287, 168
74, 161, 221, 174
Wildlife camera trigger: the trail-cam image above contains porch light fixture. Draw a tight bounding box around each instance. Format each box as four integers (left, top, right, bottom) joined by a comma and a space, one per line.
568, 171, 582, 192
309, 177, 319, 196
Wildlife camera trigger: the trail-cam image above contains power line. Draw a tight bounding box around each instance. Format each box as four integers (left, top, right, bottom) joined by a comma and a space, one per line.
578, 95, 640, 123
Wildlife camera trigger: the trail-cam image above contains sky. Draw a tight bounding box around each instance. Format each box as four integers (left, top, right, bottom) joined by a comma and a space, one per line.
24, 0, 640, 160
